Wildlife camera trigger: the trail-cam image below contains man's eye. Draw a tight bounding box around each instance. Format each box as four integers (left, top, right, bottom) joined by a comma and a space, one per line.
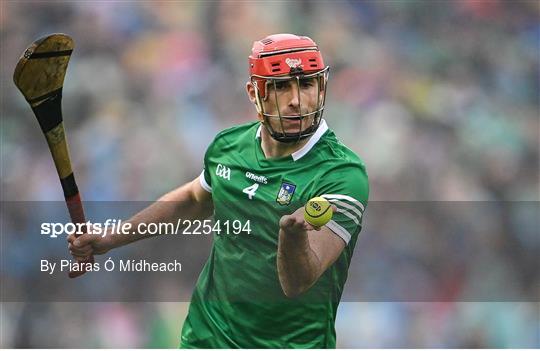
273, 81, 287, 90
299, 79, 314, 88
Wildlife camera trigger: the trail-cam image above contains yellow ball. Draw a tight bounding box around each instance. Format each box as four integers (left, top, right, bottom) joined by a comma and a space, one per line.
304, 196, 333, 227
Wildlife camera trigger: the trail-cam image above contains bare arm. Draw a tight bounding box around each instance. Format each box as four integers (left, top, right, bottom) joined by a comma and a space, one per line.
68, 177, 213, 259
116, 178, 213, 247
277, 206, 345, 298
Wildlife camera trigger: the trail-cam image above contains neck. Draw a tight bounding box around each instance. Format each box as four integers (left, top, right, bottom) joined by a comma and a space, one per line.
260, 126, 309, 159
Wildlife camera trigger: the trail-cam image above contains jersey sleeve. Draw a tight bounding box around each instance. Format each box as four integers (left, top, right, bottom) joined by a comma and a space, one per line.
199, 168, 212, 193
313, 163, 369, 245
199, 137, 217, 193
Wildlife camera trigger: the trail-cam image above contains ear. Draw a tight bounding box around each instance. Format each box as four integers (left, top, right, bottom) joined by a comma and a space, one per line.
317, 76, 326, 105
246, 81, 257, 104
318, 75, 326, 92
246, 81, 263, 117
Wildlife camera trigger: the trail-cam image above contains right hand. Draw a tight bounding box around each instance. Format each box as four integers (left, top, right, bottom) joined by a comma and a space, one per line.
67, 229, 114, 261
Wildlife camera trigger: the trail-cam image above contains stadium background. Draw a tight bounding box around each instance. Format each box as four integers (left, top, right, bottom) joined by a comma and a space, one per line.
1, 0, 538, 348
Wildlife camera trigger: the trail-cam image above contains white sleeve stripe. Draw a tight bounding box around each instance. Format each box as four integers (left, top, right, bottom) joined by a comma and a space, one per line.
330, 199, 363, 222
321, 194, 365, 212
334, 207, 361, 226
199, 170, 212, 193
325, 220, 351, 245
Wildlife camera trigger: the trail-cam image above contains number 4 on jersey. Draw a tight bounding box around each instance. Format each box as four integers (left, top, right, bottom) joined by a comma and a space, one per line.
242, 183, 259, 199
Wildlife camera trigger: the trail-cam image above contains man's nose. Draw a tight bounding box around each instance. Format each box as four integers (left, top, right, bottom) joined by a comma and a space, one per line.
287, 82, 301, 109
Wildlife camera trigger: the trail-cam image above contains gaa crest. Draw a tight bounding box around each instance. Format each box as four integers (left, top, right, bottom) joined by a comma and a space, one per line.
276, 182, 296, 205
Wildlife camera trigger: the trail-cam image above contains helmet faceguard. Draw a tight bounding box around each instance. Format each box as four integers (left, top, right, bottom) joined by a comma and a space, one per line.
249, 34, 329, 143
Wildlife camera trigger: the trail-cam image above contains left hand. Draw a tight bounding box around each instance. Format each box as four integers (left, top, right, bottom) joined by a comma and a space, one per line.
279, 205, 336, 234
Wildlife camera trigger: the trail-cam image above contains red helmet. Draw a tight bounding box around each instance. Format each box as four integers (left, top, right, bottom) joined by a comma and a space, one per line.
249, 34, 329, 143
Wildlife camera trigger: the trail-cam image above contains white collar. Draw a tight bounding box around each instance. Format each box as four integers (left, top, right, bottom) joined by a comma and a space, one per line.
255, 119, 328, 161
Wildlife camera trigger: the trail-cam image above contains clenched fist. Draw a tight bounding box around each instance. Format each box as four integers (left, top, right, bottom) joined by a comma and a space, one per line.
66, 229, 115, 261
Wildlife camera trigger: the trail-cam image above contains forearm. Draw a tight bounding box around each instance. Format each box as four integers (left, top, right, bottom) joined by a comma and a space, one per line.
111, 181, 212, 249
277, 228, 322, 298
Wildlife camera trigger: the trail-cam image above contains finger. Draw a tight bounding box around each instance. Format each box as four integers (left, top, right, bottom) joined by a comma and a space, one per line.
68, 246, 94, 255
68, 243, 93, 255
73, 233, 98, 248
305, 223, 319, 231
331, 205, 338, 213
70, 251, 90, 260
280, 221, 302, 234
289, 218, 305, 230
74, 256, 90, 263
279, 215, 296, 229
69, 248, 90, 259
69, 249, 92, 258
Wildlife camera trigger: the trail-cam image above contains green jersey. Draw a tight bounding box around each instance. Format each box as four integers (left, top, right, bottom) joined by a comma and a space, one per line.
180, 120, 369, 348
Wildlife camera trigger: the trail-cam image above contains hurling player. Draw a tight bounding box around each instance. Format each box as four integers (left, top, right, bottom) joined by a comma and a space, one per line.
68, 34, 369, 348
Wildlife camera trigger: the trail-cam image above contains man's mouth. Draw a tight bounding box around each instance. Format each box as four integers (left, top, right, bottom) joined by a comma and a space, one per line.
281, 113, 302, 120
279, 117, 304, 131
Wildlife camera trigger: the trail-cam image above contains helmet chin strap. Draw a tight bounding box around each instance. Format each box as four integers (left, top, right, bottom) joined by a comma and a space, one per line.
264, 123, 318, 143
262, 113, 320, 143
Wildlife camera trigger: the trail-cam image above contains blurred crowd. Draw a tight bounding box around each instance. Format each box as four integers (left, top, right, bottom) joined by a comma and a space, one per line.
1, 0, 538, 348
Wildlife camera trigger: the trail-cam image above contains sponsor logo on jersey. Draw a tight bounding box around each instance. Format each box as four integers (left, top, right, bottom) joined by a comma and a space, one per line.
276, 181, 296, 205
285, 58, 302, 68
216, 164, 231, 180
245, 171, 268, 184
